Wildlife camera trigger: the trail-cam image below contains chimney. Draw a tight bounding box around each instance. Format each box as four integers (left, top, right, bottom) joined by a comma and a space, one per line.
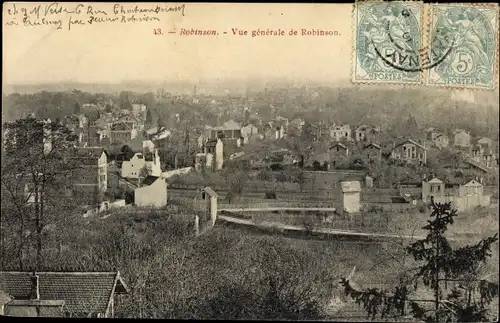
30, 273, 40, 300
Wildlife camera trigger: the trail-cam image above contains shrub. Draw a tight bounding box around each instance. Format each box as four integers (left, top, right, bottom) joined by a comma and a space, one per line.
301, 216, 315, 234
258, 169, 273, 181
265, 191, 277, 199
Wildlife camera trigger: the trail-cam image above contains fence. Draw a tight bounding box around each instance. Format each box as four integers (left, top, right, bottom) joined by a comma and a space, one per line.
435, 195, 491, 212
225, 210, 393, 234
219, 201, 336, 210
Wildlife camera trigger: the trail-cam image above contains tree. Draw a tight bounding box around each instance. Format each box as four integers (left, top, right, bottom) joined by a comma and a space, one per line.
73, 102, 81, 115
258, 169, 273, 181
275, 171, 289, 190
227, 171, 247, 200
119, 91, 133, 110
104, 103, 113, 113
139, 165, 152, 181
1, 116, 80, 269
157, 117, 165, 130
121, 145, 133, 154
146, 109, 153, 128
312, 160, 322, 170
341, 202, 499, 322
292, 168, 307, 192
302, 121, 316, 142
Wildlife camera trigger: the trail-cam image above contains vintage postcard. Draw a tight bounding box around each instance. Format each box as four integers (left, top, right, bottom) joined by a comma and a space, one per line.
1, 2, 499, 321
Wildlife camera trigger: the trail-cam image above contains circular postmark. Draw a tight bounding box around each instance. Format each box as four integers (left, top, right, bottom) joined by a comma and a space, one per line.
356, 2, 453, 74
373, 22, 455, 73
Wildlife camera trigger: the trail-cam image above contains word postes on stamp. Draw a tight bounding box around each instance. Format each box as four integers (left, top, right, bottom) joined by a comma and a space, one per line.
353, 1, 424, 84
426, 4, 499, 90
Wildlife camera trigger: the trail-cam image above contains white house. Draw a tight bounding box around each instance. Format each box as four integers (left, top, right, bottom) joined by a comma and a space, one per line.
121, 149, 162, 179
341, 181, 361, 213
204, 139, 223, 170
241, 124, 259, 144
331, 124, 352, 142
134, 176, 167, 207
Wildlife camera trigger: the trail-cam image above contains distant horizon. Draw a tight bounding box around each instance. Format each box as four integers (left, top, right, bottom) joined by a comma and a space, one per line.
2, 80, 498, 105
1, 78, 358, 96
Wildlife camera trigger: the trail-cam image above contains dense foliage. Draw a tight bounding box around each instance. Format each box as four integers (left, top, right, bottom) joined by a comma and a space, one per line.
341, 202, 499, 322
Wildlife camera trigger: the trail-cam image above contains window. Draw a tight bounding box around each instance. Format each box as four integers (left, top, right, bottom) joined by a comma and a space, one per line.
345, 132, 348, 136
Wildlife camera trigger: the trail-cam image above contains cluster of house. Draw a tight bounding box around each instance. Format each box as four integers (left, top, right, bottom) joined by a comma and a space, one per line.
63, 103, 149, 147
399, 176, 491, 212
76, 140, 168, 210
193, 118, 497, 174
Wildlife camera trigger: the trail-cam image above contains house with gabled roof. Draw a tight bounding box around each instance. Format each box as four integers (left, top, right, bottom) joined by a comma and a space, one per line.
207, 120, 242, 140
476, 137, 493, 150
452, 129, 471, 148
363, 143, 382, 162
241, 123, 259, 144
422, 177, 444, 203
459, 179, 484, 197
432, 133, 450, 149
109, 121, 137, 144
330, 124, 352, 142
391, 139, 427, 165
121, 144, 162, 180
464, 158, 490, 174
355, 125, 380, 142
330, 142, 349, 156
0, 271, 128, 318
329, 142, 349, 169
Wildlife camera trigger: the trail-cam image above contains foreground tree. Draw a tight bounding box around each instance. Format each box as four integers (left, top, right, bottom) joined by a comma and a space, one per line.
1, 116, 79, 269
340, 202, 499, 322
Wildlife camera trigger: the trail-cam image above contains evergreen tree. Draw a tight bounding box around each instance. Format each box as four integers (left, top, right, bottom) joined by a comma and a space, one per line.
146, 109, 153, 127
341, 202, 499, 322
73, 102, 81, 115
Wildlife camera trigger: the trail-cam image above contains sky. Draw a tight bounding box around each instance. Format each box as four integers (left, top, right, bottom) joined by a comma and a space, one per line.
2, 2, 352, 85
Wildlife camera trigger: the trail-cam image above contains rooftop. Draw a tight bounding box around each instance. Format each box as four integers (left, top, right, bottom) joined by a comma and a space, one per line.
203, 186, 218, 198
205, 139, 219, 148
330, 143, 347, 149
363, 143, 381, 149
394, 139, 427, 150
73, 147, 107, 160
341, 181, 361, 192
0, 271, 128, 315
141, 175, 160, 186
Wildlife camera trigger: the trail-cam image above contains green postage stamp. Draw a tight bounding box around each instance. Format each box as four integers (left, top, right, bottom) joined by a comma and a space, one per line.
426, 4, 499, 90
353, 1, 424, 84
353, 2, 499, 89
